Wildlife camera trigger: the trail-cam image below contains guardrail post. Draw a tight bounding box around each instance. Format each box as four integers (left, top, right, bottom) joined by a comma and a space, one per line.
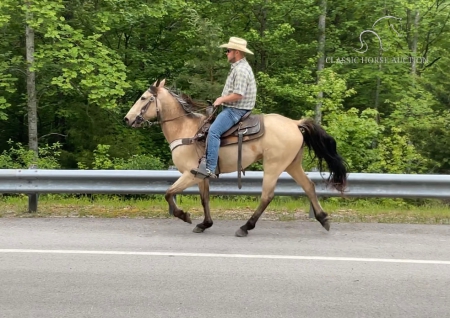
168, 166, 177, 215
28, 164, 38, 212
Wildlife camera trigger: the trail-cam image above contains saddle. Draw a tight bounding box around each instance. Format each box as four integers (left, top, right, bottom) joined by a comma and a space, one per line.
198, 109, 265, 188
220, 111, 265, 146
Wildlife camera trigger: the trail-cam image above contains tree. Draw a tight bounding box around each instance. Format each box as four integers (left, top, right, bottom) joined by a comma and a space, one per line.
25, 0, 38, 159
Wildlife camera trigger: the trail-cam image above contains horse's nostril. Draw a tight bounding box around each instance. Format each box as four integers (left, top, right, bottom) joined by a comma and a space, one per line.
123, 117, 129, 124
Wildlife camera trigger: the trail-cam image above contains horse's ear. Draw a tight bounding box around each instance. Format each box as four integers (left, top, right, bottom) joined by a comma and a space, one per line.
159, 79, 166, 88
150, 85, 158, 95
155, 79, 161, 87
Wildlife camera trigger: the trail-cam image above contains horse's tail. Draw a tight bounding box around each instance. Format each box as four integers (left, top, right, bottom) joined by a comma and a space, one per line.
297, 118, 348, 193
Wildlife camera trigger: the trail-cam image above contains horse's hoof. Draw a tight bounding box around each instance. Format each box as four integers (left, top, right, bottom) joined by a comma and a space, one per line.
235, 228, 248, 237
184, 213, 192, 224
193, 226, 205, 233
316, 212, 330, 231
321, 220, 330, 231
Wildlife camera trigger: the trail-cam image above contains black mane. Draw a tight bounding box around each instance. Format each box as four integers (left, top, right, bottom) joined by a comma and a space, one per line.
167, 89, 206, 114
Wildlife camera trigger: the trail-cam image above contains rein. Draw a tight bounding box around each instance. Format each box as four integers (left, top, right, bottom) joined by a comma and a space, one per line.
136, 89, 210, 127
135, 87, 218, 154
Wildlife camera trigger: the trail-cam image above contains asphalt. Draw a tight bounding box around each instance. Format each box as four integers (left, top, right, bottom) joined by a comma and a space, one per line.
0, 218, 449, 318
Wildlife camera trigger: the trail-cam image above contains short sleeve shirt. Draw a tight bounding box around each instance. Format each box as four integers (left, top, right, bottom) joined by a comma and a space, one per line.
221, 58, 256, 110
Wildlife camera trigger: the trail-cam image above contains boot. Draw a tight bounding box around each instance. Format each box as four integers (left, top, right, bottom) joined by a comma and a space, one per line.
190, 157, 217, 179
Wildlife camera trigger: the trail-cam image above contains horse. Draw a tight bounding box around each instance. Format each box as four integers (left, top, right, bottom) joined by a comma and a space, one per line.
124, 79, 348, 237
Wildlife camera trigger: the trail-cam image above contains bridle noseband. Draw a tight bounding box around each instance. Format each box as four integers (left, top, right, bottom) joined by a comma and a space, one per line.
134, 88, 199, 127
135, 90, 160, 127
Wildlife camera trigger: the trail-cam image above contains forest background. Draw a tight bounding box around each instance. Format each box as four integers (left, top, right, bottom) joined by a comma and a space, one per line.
1, 0, 449, 175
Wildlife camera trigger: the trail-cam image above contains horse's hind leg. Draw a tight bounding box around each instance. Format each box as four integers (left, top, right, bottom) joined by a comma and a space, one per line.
165, 172, 201, 224
285, 158, 330, 231
193, 179, 213, 233
236, 169, 282, 237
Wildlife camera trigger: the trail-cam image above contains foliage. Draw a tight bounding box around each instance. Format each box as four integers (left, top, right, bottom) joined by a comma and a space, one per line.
1, 0, 449, 174
0, 140, 61, 169
367, 127, 430, 173
77, 144, 165, 170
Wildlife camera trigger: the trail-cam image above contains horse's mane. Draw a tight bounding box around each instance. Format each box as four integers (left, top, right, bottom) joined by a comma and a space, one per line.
167, 89, 206, 115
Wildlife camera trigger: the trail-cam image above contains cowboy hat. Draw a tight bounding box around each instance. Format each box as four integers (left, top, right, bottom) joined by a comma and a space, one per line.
219, 37, 254, 55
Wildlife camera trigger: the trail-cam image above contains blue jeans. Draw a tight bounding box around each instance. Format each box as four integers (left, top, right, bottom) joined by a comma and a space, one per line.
206, 107, 249, 172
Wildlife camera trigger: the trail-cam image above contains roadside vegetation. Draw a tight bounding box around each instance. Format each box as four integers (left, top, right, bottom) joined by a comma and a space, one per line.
1, 195, 449, 225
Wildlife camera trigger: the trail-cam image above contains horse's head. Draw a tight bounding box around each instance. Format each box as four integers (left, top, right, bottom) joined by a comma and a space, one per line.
124, 79, 166, 127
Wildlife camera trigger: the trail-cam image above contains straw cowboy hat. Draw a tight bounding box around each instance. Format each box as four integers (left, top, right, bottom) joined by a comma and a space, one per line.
219, 37, 254, 55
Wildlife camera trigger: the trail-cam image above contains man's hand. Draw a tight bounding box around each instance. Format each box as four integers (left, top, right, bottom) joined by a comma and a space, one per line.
213, 94, 243, 107
213, 97, 224, 107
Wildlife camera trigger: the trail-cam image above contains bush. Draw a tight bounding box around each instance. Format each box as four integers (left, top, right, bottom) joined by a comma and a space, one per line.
0, 140, 61, 169
77, 144, 165, 170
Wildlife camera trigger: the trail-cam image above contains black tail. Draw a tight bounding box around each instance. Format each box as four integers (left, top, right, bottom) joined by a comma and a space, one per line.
298, 119, 348, 193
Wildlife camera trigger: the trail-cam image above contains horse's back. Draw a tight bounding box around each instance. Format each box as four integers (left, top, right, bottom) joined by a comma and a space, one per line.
262, 113, 304, 140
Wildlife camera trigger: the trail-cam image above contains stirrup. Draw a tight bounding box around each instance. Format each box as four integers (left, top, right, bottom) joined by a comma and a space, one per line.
190, 167, 217, 179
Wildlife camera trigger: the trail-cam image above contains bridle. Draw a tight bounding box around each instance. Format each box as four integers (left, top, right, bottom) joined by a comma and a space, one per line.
134, 87, 207, 127
134, 89, 159, 127
132, 85, 219, 153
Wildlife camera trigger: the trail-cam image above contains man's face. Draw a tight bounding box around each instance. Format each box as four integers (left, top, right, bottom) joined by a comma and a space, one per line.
226, 49, 237, 63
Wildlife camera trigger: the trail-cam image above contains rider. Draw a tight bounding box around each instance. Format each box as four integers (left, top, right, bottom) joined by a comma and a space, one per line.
191, 36, 257, 178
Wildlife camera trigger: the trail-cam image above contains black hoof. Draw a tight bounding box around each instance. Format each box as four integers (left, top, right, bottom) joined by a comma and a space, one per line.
321, 219, 330, 231
193, 226, 205, 233
316, 212, 330, 231
192, 221, 213, 233
235, 228, 248, 237
184, 212, 192, 224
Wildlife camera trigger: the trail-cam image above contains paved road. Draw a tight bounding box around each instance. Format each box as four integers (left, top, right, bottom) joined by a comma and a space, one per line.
0, 218, 449, 318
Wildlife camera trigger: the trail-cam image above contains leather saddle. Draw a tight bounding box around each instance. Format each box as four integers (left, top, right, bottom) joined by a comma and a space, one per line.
197, 110, 265, 188
220, 111, 265, 146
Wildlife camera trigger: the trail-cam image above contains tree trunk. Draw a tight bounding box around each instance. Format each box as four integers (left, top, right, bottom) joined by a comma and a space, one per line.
411, 10, 420, 76
315, 0, 326, 124
25, 1, 38, 160
374, 62, 381, 125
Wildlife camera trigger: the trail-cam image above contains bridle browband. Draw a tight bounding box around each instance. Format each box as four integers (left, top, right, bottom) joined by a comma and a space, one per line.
134, 87, 205, 127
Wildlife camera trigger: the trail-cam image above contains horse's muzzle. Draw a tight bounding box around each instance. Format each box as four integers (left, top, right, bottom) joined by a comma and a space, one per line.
123, 116, 139, 127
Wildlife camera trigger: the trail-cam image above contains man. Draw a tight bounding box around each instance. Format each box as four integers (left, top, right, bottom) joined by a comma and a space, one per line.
191, 36, 257, 178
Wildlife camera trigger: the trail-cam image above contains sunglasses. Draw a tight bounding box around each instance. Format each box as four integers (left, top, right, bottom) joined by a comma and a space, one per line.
226, 49, 235, 54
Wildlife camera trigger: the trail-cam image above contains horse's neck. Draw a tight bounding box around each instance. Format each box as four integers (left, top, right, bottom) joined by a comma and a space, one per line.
161, 116, 203, 144
159, 96, 203, 143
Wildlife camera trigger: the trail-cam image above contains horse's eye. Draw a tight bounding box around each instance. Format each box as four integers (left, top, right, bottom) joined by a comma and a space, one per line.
140, 96, 146, 100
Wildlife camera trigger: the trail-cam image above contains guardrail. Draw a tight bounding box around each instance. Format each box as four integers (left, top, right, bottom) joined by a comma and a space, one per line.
1, 169, 449, 213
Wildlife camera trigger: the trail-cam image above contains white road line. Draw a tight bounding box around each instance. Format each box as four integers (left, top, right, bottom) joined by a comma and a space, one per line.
1, 249, 449, 265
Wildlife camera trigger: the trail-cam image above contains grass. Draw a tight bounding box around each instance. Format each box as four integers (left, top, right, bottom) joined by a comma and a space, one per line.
1, 194, 449, 224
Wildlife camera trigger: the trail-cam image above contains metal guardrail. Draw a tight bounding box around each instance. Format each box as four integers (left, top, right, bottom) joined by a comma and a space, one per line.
1, 169, 449, 212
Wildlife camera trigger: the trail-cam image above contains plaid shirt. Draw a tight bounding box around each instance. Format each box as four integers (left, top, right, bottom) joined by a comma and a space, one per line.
221, 58, 256, 110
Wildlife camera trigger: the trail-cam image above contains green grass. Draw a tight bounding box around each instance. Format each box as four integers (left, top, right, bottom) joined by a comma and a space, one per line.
0, 194, 449, 224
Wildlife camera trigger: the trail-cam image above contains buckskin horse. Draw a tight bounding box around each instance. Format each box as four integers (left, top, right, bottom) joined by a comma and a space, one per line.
124, 79, 348, 237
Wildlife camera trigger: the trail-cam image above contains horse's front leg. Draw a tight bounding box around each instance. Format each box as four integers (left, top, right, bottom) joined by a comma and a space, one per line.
165, 172, 200, 224
193, 179, 213, 233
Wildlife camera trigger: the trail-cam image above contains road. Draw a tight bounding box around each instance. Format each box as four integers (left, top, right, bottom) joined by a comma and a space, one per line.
0, 218, 449, 318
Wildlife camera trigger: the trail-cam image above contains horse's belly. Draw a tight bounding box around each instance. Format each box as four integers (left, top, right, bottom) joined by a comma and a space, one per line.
218, 140, 262, 173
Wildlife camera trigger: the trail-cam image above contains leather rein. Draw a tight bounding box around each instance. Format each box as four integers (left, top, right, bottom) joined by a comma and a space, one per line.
134, 88, 218, 153
134, 89, 197, 127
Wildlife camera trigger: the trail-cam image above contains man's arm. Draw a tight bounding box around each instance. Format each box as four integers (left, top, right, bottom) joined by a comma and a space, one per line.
213, 93, 243, 107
